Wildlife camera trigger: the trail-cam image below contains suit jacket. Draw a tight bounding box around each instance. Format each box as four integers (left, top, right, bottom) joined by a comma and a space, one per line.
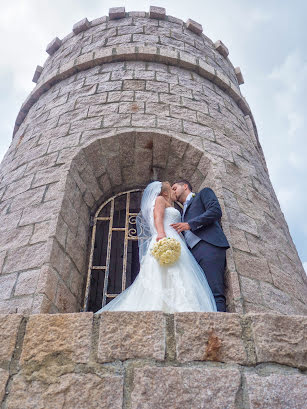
183, 187, 230, 249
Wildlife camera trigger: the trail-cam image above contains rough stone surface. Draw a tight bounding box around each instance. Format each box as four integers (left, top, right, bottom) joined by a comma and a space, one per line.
186, 19, 203, 35
98, 311, 166, 362
109, 7, 125, 20
246, 373, 307, 409
21, 313, 93, 364
149, 6, 166, 19
234, 250, 272, 283
0, 312, 306, 408
250, 313, 307, 369
32, 65, 43, 83
0, 314, 22, 364
0, 274, 17, 300
131, 366, 241, 409
14, 269, 40, 296
72, 18, 90, 34
46, 37, 62, 55
235, 66, 244, 84
175, 313, 247, 363
214, 40, 229, 57
175, 312, 248, 363
6, 373, 124, 409
0, 368, 9, 403
2, 242, 48, 275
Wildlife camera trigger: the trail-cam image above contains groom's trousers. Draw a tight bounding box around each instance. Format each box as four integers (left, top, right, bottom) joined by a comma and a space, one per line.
190, 240, 227, 312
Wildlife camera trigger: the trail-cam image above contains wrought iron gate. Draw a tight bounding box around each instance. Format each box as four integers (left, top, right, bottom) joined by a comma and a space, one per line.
84, 189, 143, 312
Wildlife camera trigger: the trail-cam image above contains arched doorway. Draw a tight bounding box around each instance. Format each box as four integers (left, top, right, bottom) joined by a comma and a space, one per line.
42, 130, 240, 314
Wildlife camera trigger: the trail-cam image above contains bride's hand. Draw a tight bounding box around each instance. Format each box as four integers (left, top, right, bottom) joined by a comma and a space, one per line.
156, 232, 166, 241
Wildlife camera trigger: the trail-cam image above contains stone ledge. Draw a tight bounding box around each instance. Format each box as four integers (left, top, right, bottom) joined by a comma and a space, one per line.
13, 46, 247, 138
174, 312, 250, 364
0, 312, 304, 369
97, 311, 166, 362
0, 312, 306, 408
20, 312, 93, 365
249, 313, 307, 369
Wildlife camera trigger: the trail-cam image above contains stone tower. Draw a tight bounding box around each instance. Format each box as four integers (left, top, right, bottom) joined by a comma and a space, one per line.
1, 6, 306, 315
0, 7, 306, 409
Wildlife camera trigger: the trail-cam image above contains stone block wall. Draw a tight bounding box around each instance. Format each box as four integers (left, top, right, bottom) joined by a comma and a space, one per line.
0, 312, 306, 408
0, 9, 306, 315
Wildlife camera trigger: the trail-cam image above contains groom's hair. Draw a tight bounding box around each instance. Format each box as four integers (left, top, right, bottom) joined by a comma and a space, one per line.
173, 179, 193, 192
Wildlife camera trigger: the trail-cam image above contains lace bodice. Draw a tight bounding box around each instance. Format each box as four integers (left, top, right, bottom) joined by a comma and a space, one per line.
163, 207, 181, 227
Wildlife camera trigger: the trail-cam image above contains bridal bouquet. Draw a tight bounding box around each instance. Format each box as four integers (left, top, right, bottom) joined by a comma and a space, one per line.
151, 237, 181, 266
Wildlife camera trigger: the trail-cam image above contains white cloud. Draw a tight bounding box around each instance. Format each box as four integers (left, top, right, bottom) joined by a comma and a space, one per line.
262, 50, 307, 259
269, 51, 306, 141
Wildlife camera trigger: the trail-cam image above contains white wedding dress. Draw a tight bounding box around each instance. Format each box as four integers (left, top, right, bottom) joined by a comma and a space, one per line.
96, 206, 217, 313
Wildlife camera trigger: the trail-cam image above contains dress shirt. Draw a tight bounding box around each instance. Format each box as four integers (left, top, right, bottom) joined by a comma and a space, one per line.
182, 193, 201, 249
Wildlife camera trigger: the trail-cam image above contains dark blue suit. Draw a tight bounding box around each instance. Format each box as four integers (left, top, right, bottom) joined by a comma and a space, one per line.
183, 188, 229, 311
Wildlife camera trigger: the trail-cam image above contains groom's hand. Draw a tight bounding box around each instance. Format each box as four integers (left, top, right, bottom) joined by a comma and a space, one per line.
171, 222, 191, 233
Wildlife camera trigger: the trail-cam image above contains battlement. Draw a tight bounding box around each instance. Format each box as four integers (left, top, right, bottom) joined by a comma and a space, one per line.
15, 6, 247, 138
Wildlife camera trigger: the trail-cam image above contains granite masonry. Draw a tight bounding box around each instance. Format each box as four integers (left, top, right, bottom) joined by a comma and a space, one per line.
0, 312, 307, 408
0, 7, 306, 408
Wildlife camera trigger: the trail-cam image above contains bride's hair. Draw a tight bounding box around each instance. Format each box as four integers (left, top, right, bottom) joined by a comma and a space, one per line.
159, 181, 171, 197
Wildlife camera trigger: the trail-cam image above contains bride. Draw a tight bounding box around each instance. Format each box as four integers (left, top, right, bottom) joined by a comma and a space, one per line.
95, 181, 217, 313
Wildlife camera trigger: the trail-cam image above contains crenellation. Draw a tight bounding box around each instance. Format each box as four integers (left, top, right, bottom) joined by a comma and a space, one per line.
214, 39, 229, 58
46, 37, 62, 56
32, 65, 43, 83
149, 6, 166, 20
73, 18, 90, 35
235, 66, 244, 85
186, 18, 203, 35
109, 7, 126, 20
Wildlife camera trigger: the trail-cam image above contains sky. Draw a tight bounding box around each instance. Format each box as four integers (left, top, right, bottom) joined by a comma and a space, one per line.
0, 0, 306, 271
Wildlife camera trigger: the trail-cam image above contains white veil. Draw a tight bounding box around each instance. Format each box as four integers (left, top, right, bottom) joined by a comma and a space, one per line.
136, 181, 162, 263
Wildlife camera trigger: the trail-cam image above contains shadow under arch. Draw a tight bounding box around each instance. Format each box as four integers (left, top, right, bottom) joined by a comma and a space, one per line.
48, 130, 238, 313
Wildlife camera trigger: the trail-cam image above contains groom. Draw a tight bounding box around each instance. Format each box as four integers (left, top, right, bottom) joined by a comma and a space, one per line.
171, 180, 230, 312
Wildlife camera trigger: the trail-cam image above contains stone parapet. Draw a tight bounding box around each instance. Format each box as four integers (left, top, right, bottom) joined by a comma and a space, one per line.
0, 312, 306, 408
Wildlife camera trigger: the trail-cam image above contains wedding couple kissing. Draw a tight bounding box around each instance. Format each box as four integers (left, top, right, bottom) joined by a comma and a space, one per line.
96, 180, 230, 314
